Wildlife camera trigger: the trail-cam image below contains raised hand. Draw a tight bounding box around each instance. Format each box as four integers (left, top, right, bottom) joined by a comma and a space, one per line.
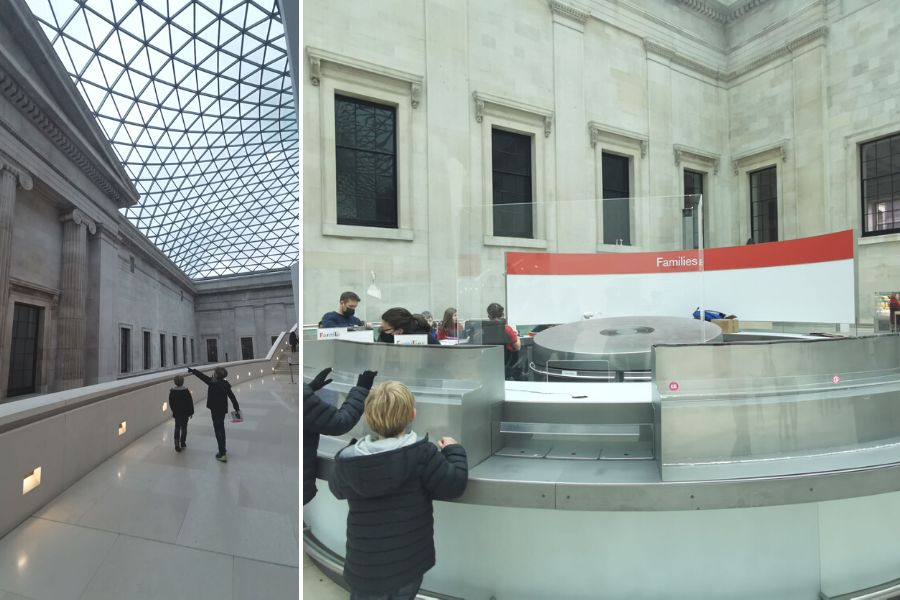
356, 370, 378, 390
437, 436, 458, 450
309, 367, 333, 391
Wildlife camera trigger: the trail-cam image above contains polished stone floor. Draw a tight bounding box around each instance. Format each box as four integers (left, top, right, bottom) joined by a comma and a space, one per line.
0, 374, 299, 600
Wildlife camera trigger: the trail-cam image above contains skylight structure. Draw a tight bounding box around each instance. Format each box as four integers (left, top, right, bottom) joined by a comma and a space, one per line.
26, 0, 298, 278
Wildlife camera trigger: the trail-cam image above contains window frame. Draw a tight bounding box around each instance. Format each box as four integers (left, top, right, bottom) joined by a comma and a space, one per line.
490, 127, 535, 240
590, 122, 648, 251
749, 165, 779, 243
142, 329, 152, 370
160, 332, 167, 368
860, 132, 900, 237
120, 326, 132, 374
313, 52, 417, 242
333, 93, 399, 229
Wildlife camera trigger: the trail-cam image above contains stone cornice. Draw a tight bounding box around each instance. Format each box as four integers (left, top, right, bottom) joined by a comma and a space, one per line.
674, 0, 772, 24
60, 208, 97, 234
549, 1, 591, 24
9, 277, 59, 302
0, 148, 32, 190
643, 39, 723, 80
306, 46, 423, 108
725, 26, 828, 82
645, 26, 827, 85
0, 64, 134, 207
589, 122, 648, 157
473, 91, 554, 137
673, 144, 720, 174
732, 140, 788, 174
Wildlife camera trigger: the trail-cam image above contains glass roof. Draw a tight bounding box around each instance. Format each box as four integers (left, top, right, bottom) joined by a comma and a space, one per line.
25, 0, 298, 279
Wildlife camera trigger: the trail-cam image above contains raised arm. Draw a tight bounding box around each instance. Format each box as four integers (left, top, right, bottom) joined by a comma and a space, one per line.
187, 367, 212, 385
304, 383, 366, 436
421, 442, 468, 500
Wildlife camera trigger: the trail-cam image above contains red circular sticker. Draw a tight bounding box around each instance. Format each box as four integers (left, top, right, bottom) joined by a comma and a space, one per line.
668, 381, 680, 392
832, 375, 840, 384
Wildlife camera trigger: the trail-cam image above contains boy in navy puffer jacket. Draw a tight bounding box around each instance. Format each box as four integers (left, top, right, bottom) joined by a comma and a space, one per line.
329, 381, 468, 600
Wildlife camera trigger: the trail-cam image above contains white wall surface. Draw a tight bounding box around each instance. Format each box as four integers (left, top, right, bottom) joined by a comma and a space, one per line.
303, 0, 900, 325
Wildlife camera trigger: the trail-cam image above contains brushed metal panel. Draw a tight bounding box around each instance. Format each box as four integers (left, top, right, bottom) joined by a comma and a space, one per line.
654, 335, 900, 481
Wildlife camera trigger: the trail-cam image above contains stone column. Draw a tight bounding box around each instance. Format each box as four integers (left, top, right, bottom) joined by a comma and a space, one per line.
56, 209, 96, 390
0, 153, 34, 383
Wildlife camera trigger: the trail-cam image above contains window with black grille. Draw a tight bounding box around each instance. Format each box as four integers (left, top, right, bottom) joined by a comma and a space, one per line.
335, 94, 397, 228
241, 337, 254, 360
8, 303, 40, 397
683, 170, 704, 249
172, 335, 178, 366
182, 337, 187, 366
143, 331, 151, 370
206, 339, 218, 363
861, 133, 900, 235
120, 328, 131, 374
602, 153, 631, 245
190, 339, 195, 364
492, 128, 533, 238
160, 333, 166, 367
750, 166, 778, 243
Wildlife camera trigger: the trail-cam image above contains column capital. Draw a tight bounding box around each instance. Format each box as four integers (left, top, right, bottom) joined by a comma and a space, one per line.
0, 150, 33, 191
60, 209, 97, 234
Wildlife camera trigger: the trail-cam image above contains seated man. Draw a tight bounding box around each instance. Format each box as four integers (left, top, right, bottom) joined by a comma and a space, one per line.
320, 291, 364, 328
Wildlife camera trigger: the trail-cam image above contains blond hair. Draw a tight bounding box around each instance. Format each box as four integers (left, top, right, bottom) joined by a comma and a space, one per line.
365, 381, 415, 438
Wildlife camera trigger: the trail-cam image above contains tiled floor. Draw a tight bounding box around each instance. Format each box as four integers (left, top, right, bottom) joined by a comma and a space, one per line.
303, 552, 349, 599
0, 374, 299, 600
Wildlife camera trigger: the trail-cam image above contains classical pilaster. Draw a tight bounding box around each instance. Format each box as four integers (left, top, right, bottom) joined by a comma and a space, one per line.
56, 209, 96, 390
0, 153, 33, 384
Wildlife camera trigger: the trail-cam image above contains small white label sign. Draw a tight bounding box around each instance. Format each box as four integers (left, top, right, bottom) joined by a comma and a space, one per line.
394, 334, 428, 345
316, 327, 345, 340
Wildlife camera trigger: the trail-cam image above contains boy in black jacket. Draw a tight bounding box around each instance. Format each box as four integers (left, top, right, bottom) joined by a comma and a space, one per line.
329, 381, 468, 600
303, 367, 373, 505
186, 366, 241, 462
169, 374, 194, 452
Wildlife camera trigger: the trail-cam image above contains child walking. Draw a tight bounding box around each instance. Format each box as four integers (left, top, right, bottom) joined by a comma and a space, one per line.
169, 374, 194, 452
187, 366, 241, 462
329, 381, 468, 599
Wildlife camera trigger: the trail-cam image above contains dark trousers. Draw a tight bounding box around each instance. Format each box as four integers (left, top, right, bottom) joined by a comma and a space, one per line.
211, 412, 226, 454
173, 416, 189, 446
350, 577, 423, 600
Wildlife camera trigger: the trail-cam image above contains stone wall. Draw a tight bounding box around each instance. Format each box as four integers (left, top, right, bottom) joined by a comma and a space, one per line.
303, 0, 900, 324
194, 270, 296, 363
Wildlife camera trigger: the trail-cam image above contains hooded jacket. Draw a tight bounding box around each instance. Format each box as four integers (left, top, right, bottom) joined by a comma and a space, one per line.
303, 383, 367, 505
329, 435, 468, 594
168, 385, 194, 419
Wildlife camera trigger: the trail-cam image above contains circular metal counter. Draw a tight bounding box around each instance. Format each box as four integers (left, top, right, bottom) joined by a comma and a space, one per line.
532, 316, 722, 375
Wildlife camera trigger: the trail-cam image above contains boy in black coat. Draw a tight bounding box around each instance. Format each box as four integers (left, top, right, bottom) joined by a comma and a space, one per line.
303, 367, 373, 505
169, 374, 194, 452
329, 380, 468, 599
187, 366, 241, 462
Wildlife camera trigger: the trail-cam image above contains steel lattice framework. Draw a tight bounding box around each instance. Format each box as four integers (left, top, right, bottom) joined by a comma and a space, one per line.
26, 0, 298, 278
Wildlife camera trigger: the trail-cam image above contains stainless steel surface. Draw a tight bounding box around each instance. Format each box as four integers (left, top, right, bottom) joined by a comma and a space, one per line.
820, 576, 900, 600
499, 422, 641, 440
303, 339, 505, 466
654, 334, 900, 481
533, 316, 722, 373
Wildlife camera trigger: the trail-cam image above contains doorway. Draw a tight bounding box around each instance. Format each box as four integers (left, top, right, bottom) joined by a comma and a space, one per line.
8, 303, 41, 397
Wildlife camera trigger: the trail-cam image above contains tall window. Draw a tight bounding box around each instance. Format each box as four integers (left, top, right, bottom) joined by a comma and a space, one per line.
334, 94, 397, 228
8, 304, 41, 397
172, 335, 178, 365
602, 153, 630, 245
206, 339, 218, 363
160, 333, 166, 367
143, 331, 151, 370
683, 170, 704, 249
750, 166, 778, 243
241, 337, 254, 360
182, 337, 187, 366
491, 128, 533, 238
190, 338, 195, 363
120, 328, 131, 374
861, 133, 900, 235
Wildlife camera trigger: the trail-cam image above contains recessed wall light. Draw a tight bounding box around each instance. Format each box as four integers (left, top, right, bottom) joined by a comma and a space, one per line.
162, 401, 168, 412
118, 421, 127, 436
22, 467, 41, 495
